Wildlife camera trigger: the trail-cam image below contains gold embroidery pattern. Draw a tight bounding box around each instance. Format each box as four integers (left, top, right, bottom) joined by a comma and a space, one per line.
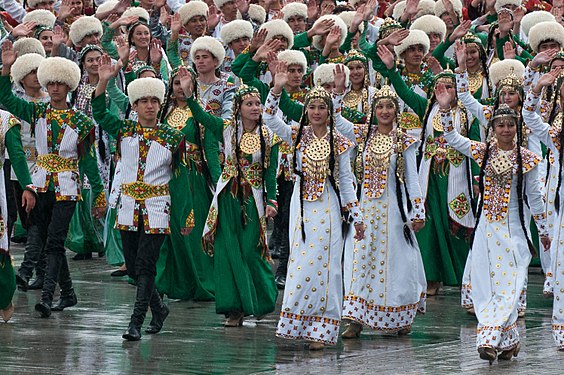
36, 154, 78, 173
121, 181, 170, 201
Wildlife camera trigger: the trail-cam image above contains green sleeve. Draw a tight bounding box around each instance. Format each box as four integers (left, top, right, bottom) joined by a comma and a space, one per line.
202, 122, 221, 184
265, 143, 279, 203
279, 91, 303, 123
124, 70, 136, 86
495, 34, 510, 60
432, 39, 455, 69
78, 140, 105, 200
318, 54, 327, 64
231, 50, 251, 78
101, 23, 119, 60
485, 13, 497, 24
92, 92, 124, 139
387, 67, 427, 118
239, 59, 270, 103
186, 97, 224, 142
359, 21, 377, 60
0, 75, 36, 124
340, 31, 355, 54
512, 35, 533, 61
106, 77, 129, 114
5, 125, 32, 188
468, 117, 481, 182
293, 32, 312, 49
166, 39, 182, 69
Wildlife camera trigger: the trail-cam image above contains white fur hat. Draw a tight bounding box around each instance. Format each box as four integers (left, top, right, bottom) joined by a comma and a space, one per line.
95, 0, 118, 15
190, 36, 226, 66
394, 29, 430, 57
410, 15, 447, 41
392, 1, 406, 20
528, 21, 564, 53
259, 19, 295, 49
221, 20, 253, 45
313, 63, 350, 86
277, 50, 308, 71
494, 0, 522, 12
393, 0, 435, 20
122, 6, 150, 22
349, 0, 363, 6
489, 59, 525, 87
27, 0, 53, 9
11, 53, 44, 88
69, 16, 103, 46
311, 15, 348, 51
282, 2, 307, 21
214, 0, 234, 9
37, 57, 81, 91
339, 11, 364, 34
248, 4, 267, 25
22, 9, 56, 28
127, 77, 166, 105
520, 11, 555, 38
13, 38, 46, 57
178, 1, 209, 25
435, 0, 463, 17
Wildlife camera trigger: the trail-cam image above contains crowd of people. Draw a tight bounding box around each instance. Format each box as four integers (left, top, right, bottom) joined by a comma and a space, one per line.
0, 0, 563, 363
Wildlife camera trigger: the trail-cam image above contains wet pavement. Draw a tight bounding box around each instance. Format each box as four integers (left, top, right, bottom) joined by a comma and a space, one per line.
1, 244, 561, 375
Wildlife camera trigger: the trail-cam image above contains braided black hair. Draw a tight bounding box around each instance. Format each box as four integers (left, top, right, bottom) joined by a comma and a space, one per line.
546, 76, 564, 213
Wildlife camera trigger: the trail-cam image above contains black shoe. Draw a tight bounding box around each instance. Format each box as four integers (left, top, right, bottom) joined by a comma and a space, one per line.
51, 290, 77, 311
11, 236, 27, 244
145, 304, 170, 334
275, 275, 286, 289
15, 274, 28, 292
98, 252, 105, 258
72, 253, 92, 261
111, 269, 128, 277
35, 302, 51, 318
123, 323, 141, 341
28, 277, 44, 290
270, 248, 281, 260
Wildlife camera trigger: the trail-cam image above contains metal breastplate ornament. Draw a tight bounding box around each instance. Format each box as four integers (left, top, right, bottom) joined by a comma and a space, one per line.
239, 131, 261, 155
167, 107, 192, 130
368, 132, 394, 171
304, 136, 331, 180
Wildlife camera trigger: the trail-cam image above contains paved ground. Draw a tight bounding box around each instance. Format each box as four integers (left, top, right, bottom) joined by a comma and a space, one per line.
0, 244, 561, 375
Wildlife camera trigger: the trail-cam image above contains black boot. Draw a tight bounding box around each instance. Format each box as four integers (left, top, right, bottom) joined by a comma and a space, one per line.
15, 273, 29, 292
122, 274, 154, 341
145, 288, 169, 334
52, 257, 77, 311
28, 277, 44, 290
35, 252, 63, 318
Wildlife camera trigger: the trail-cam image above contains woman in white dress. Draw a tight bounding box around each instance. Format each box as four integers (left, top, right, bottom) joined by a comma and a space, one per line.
436, 84, 550, 363
263, 62, 365, 350
330, 66, 427, 338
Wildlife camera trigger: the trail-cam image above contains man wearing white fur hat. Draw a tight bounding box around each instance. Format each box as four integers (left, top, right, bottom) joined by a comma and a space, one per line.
281, 2, 308, 35
93, 55, 188, 341
220, 19, 253, 78
210, 0, 256, 40
0, 42, 106, 318
168, 0, 210, 66
53, 15, 103, 62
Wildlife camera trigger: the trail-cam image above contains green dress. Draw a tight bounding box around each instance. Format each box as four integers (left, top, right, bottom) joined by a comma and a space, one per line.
0, 250, 15, 309
187, 97, 279, 317
155, 105, 221, 301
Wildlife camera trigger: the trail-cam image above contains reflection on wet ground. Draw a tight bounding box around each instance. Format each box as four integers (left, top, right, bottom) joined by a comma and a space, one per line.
0, 246, 559, 374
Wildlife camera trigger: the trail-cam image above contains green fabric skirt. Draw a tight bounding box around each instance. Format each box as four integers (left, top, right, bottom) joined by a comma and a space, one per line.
416, 170, 470, 286
212, 186, 278, 316
66, 189, 104, 255
0, 252, 15, 309
104, 207, 124, 266
156, 165, 215, 301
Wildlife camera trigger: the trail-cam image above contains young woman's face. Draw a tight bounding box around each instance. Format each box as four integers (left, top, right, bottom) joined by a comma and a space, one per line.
493, 118, 517, 145
428, 33, 442, 53
307, 99, 329, 127
499, 87, 520, 109
466, 44, 481, 70
347, 61, 365, 86
83, 50, 102, 76
172, 76, 185, 100
239, 96, 261, 122
131, 24, 151, 49
39, 30, 54, 54
374, 100, 396, 126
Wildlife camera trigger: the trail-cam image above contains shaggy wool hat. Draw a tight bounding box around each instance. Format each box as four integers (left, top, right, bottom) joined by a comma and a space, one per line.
349, 0, 363, 6
127, 77, 166, 105
282, 2, 307, 21
259, 19, 295, 49
393, 0, 435, 20
311, 15, 348, 51
178, 1, 209, 25
339, 11, 364, 34
410, 15, 447, 41
37, 57, 81, 91
69, 16, 103, 46
221, 20, 253, 45
520, 11, 555, 38
489, 59, 525, 87
11, 53, 44, 88
27, 0, 53, 9
277, 50, 308, 72
494, 0, 522, 12
394, 29, 430, 57
214, 0, 234, 9
248, 4, 267, 25
95, 0, 118, 15
528, 21, 564, 52
434, 0, 463, 17
190, 36, 226, 66
122, 7, 150, 23
22, 9, 56, 28
313, 63, 350, 87
13, 38, 46, 57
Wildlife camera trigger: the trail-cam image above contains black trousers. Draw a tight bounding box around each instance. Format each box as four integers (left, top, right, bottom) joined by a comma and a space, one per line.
4, 161, 17, 241
273, 177, 293, 277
